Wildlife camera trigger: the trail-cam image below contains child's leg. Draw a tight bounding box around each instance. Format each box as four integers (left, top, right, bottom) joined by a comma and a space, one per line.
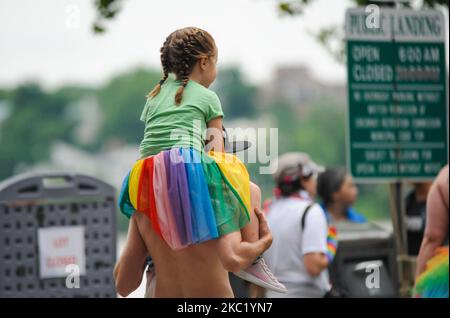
232, 185, 288, 293
240, 181, 261, 243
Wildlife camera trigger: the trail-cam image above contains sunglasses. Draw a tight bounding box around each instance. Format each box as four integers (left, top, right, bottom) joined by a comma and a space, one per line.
222, 125, 252, 153
204, 125, 252, 153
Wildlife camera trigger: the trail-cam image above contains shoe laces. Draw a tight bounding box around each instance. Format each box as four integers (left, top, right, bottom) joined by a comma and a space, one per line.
257, 258, 281, 285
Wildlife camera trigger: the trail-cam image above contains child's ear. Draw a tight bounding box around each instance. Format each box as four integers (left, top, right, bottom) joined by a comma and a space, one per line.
200, 56, 208, 70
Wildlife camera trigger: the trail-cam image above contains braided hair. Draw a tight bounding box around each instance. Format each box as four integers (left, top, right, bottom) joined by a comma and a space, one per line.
147, 27, 216, 105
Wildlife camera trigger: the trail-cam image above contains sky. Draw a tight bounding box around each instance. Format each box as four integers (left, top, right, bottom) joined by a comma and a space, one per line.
0, 0, 356, 89
0, 0, 448, 90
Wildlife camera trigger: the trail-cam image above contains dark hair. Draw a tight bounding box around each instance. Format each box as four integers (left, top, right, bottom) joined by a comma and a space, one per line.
317, 167, 348, 205
277, 165, 314, 197
277, 176, 302, 197
147, 27, 216, 105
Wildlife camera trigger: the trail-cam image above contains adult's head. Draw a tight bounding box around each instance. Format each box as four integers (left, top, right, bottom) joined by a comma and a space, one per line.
271, 152, 324, 199
317, 167, 358, 208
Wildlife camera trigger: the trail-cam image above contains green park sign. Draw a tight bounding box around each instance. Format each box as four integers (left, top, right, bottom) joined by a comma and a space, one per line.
346, 8, 448, 181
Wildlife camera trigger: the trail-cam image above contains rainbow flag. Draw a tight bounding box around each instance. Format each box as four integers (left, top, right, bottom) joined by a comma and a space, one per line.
413, 246, 449, 298
326, 225, 338, 262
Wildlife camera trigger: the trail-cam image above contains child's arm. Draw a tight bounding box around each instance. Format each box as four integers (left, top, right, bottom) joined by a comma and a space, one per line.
114, 215, 148, 297
205, 117, 224, 152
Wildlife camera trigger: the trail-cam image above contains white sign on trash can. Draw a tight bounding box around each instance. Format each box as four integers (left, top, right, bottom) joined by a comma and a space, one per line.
37, 226, 86, 279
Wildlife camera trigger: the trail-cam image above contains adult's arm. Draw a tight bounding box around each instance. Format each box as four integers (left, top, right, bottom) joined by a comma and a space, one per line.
415, 165, 449, 278
302, 204, 329, 277
217, 207, 273, 273
304, 253, 329, 277
114, 215, 148, 297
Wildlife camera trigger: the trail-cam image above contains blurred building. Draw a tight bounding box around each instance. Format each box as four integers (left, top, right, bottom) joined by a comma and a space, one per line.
259, 65, 346, 109
16, 141, 139, 193
72, 96, 102, 146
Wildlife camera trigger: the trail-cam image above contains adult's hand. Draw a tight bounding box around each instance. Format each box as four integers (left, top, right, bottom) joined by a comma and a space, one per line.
255, 207, 273, 249
216, 207, 273, 273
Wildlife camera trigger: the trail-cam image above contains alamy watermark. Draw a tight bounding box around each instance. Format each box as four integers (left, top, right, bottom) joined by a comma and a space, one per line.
167, 120, 279, 175
65, 2, 81, 30
365, 263, 381, 289
65, 264, 80, 289
361, 260, 382, 295
365, 4, 381, 29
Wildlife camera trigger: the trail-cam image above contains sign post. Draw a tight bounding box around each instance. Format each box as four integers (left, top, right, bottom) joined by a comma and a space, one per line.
346, 8, 447, 181
345, 7, 448, 295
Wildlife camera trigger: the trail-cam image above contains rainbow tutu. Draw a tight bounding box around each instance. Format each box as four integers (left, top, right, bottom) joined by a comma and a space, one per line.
413, 246, 449, 298
118, 147, 251, 250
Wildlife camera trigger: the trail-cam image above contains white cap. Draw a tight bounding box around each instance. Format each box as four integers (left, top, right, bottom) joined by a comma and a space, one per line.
271, 152, 324, 183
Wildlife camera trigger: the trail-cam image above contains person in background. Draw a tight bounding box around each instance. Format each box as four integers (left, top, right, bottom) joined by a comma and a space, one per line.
315, 167, 368, 298
263, 152, 319, 213
413, 165, 448, 298
261, 152, 331, 298
404, 182, 432, 256
317, 167, 366, 224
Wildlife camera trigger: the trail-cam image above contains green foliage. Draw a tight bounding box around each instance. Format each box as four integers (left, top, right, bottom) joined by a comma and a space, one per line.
95, 68, 161, 148
212, 67, 258, 119
423, 0, 448, 7
92, 0, 123, 34
278, 0, 448, 15
314, 27, 346, 64
278, 0, 313, 15
0, 66, 391, 221
353, 183, 390, 220
278, 0, 448, 62
294, 100, 346, 167
0, 84, 79, 179
247, 96, 390, 219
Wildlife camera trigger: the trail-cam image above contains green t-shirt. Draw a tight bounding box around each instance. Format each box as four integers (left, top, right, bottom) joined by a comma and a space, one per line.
139, 77, 224, 158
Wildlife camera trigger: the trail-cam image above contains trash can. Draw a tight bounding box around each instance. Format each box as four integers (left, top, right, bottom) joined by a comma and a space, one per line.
329, 221, 399, 298
0, 172, 117, 298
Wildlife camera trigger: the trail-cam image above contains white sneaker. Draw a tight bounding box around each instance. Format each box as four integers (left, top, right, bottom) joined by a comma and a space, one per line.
234, 257, 287, 294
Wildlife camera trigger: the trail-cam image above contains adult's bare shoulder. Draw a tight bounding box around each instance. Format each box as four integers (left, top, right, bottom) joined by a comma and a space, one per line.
133, 212, 233, 297
435, 164, 449, 209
